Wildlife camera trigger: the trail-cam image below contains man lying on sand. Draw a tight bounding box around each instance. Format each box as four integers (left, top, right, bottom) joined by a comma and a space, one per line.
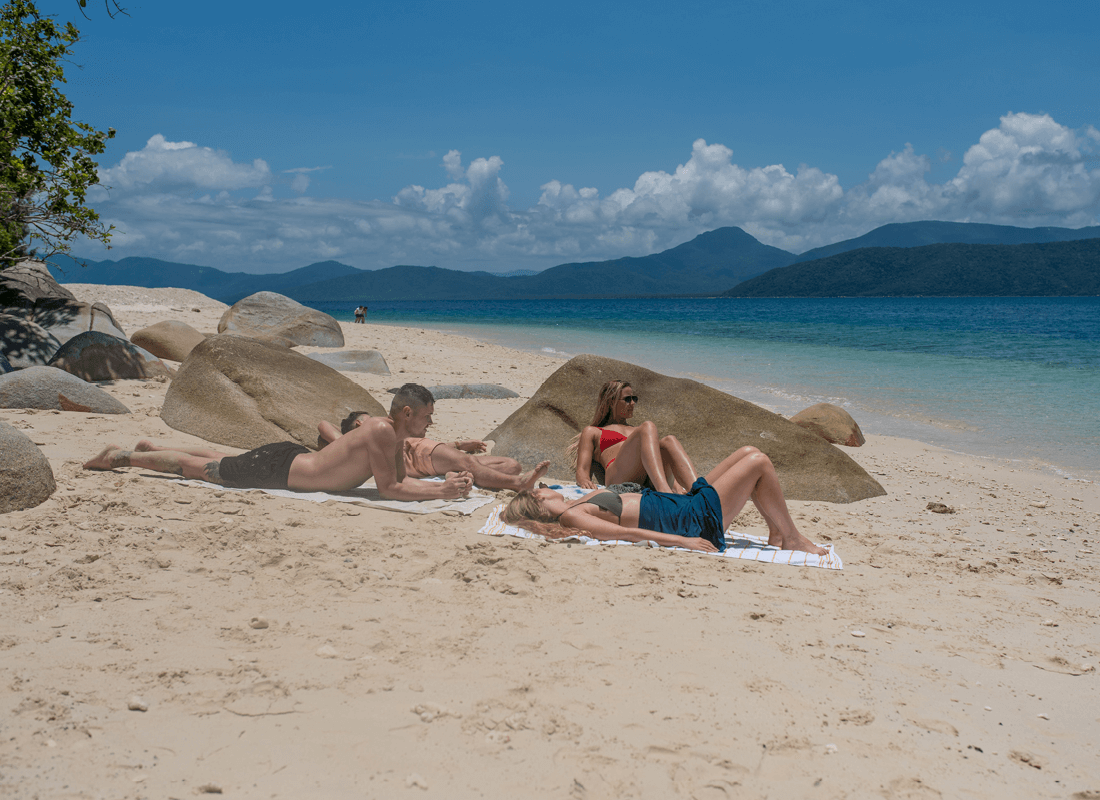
318, 414, 549, 492
84, 384, 476, 501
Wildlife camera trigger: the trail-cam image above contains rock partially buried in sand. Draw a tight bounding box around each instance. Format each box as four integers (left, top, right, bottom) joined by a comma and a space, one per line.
0, 420, 56, 514
47, 331, 172, 381
218, 291, 344, 347
0, 366, 130, 413
0, 313, 62, 368
308, 349, 390, 374
485, 354, 886, 503
926, 502, 954, 514
162, 334, 386, 451
790, 402, 866, 447
130, 320, 207, 362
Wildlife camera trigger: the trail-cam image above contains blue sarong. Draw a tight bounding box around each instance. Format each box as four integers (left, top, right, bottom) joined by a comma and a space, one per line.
637, 477, 726, 551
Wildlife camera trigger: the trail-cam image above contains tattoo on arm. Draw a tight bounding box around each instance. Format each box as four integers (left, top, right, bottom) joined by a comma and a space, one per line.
203, 460, 222, 483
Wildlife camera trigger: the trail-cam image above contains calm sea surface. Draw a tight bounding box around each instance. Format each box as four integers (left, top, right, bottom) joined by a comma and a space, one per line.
311, 298, 1100, 482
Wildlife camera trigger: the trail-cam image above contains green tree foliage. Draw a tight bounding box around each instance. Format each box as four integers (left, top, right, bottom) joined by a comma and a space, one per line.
0, 0, 114, 267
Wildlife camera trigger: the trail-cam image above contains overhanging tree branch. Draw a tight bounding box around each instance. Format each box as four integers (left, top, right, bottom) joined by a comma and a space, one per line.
1, 0, 115, 266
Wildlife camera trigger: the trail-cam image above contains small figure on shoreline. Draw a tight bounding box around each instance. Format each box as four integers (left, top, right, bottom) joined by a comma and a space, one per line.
352, 305, 367, 324
570, 379, 698, 493
83, 384, 474, 501
506, 445, 826, 555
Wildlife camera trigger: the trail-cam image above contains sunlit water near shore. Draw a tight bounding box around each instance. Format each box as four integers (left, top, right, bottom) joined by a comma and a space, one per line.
313, 297, 1100, 482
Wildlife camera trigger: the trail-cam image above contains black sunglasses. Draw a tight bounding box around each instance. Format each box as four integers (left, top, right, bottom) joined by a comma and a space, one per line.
622, 395, 639, 404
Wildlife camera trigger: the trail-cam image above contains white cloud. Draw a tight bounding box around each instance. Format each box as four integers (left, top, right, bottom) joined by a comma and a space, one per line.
97, 134, 272, 194
83, 114, 1100, 273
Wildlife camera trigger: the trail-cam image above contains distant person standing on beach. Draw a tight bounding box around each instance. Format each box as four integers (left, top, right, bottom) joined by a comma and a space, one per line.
353, 306, 364, 324
361, 304, 368, 322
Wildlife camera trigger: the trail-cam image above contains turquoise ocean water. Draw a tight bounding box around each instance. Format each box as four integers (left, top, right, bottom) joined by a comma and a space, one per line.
312, 298, 1100, 482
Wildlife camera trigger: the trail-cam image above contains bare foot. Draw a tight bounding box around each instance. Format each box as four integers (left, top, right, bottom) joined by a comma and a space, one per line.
83, 445, 126, 471
768, 528, 827, 556
517, 461, 551, 491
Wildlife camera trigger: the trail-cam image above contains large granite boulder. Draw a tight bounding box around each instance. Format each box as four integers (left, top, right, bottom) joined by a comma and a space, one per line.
0, 366, 130, 413
425, 383, 519, 400
131, 320, 207, 362
0, 313, 62, 368
218, 291, 344, 347
791, 403, 866, 447
0, 420, 56, 514
486, 354, 885, 503
47, 331, 172, 381
162, 334, 386, 450
30, 299, 127, 345
307, 350, 390, 374
0, 260, 75, 309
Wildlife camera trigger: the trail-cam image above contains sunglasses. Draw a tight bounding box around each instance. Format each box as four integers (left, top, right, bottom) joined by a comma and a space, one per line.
622, 395, 639, 404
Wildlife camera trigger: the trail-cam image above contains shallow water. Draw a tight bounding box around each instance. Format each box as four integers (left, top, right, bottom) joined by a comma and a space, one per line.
314, 297, 1100, 482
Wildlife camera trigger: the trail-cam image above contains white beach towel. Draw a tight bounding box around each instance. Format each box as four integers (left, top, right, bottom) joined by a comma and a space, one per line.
171, 477, 495, 516
478, 483, 842, 569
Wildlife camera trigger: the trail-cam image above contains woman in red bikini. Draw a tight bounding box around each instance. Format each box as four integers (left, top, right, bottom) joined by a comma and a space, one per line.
569, 379, 698, 493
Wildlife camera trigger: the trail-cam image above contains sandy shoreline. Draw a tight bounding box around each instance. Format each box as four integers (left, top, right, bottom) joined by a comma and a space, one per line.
2, 285, 1098, 798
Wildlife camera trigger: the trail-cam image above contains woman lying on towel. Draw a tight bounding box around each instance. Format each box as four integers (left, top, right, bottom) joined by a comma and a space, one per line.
569, 378, 699, 493
505, 445, 826, 555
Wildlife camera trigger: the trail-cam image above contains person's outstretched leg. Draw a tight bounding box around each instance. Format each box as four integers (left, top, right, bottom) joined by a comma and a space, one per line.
135, 440, 230, 460
84, 445, 225, 483
605, 421, 673, 492
474, 455, 523, 475
705, 447, 825, 555
431, 446, 550, 491
659, 435, 698, 493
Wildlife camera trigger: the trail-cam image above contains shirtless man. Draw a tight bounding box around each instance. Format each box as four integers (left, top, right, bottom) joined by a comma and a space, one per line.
82, 384, 473, 500
320, 412, 550, 492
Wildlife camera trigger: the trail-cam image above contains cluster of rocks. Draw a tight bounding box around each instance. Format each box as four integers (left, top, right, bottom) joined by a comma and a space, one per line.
3, 262, 879, 514
1, 262, 364, 512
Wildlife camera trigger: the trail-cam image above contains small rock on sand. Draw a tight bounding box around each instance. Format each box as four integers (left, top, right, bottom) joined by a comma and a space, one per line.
127, 696, 148, 712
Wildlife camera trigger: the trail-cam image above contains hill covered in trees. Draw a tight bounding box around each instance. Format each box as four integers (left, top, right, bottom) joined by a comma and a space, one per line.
792, 221, 1100, 263
723, 239, 1100, 297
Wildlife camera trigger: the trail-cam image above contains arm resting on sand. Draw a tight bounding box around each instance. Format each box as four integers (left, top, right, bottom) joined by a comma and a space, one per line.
380, 473, 473, 501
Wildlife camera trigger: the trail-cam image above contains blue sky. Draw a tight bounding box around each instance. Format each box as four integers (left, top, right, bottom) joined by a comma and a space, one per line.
44, 0, 1100, 273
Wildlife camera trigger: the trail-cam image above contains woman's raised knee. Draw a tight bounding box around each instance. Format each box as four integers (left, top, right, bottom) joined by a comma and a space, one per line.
744, 448, 774, 471
636, 420, 659, 436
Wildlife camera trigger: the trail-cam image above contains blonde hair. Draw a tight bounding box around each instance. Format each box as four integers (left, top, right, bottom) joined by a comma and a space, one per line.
566, 379, 632, 469
502, 491, 585, 540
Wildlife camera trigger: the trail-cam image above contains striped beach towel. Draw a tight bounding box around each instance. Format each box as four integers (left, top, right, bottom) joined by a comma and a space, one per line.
478, 484, 842, 569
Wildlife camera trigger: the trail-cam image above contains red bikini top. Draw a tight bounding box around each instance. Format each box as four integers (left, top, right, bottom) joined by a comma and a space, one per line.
599, 428, 628, 453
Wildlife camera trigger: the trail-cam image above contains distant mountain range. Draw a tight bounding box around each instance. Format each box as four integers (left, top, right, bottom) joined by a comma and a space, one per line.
725, 239, 1100, 297
792, 220, 1100, 263
48, 220, 1100, 301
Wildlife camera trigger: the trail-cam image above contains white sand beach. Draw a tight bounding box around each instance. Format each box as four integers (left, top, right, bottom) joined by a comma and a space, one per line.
2, 285, 1098, 799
